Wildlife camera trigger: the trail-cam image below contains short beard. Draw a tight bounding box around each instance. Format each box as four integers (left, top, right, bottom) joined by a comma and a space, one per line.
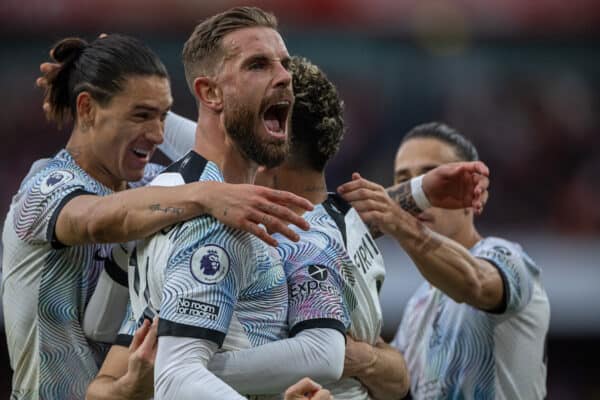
224, 100, 288, 169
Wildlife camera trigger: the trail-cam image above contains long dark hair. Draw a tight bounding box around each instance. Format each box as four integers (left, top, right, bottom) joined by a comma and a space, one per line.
45, 34, 169, 127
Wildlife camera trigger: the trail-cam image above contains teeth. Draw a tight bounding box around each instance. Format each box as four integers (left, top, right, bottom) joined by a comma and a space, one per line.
133, 148, 149, 157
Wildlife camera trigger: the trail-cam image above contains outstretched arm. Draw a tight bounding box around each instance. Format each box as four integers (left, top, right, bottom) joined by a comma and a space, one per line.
54, 182, 312, 247
338, 161, 489, 233
339, 175, 504, 310
208, 328, 345, 395
343, 336, 410, 400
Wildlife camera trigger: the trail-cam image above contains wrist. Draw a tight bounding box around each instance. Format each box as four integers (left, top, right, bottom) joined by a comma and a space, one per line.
410, 175, 432, 211
118, 372, 149, 400
193, 181, 217, 215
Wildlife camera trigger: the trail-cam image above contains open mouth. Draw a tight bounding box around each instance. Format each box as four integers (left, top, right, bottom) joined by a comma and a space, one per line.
262, 101, 291, 138
131, 147, 151, 161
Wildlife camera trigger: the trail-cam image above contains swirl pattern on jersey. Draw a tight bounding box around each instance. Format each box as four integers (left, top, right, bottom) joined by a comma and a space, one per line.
276, 206, 352, 332
4, 150, 163, 399
395, 237, 544, 400
138, 160, 288, 348
5, 150, 111, 398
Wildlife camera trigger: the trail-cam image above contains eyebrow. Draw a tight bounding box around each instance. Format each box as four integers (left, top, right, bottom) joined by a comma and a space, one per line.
242, 53, 269, 65
132, 104, 170, 113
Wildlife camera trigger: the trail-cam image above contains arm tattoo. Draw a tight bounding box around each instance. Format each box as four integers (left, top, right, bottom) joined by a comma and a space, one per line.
149, 204, 184, 215
386, 182, 423, 216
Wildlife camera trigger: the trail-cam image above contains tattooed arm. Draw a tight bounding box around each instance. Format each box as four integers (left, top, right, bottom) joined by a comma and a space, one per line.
55, 182, 313, 247
338, 174, 503, 309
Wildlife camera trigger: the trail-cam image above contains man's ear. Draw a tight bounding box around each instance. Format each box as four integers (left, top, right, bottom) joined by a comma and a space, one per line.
75, 91, 96, 130
194, 76, 223, 112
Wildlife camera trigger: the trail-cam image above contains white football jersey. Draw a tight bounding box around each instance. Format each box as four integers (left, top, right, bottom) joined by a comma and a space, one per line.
122, 151, 288, 354
320, 194, 387, 400
392, 237, 550, 400
2, 150, 161, 399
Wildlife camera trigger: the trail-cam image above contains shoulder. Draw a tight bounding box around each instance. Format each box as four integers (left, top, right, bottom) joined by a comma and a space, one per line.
473, 236, 539, 272
27, 151, 107, 197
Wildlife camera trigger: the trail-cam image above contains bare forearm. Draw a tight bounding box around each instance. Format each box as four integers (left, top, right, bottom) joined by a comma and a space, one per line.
354, 341, 409, 400
86, 375, 150, 400
65, 182, 214, 245
387, 209, 483, 304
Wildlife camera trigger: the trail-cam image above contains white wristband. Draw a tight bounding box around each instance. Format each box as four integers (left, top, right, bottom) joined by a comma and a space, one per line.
410, 175, 432, 211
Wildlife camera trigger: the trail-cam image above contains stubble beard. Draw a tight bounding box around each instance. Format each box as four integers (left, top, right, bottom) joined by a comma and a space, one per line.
224, 98, 289, 169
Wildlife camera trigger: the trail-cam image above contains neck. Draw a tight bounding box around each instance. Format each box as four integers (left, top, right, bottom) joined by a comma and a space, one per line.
271, 165, 328, 208
193, 113, 257, 184
65, 128, 127, 192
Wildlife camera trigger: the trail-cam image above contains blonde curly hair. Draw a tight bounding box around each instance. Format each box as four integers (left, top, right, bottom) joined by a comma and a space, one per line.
289, 56, 345, 171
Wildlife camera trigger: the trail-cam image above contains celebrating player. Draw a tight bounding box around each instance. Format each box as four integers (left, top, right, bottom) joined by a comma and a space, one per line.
339, 122, 550, 399
147, 57, 488, 399
2, 33, 312, 399
88, 7, 314, 400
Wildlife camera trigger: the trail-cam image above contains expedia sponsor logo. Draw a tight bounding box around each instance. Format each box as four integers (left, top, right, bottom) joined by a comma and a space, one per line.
290, 280, 338, 299
308, 265, 328, 281
176, 298, 219, 320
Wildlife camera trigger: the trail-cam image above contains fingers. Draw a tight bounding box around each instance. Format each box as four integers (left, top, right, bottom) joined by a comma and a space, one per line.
250, 210, 301, 244
473, 161, 490, 176
310, 389, 332, 400
259, 201, 310, 232
284, 377, 322, 400
472, 174, 489, 212
340, 187, 388, 205
474, 189, 489, 215
138, 317, 158, 354
40, 62, 58, 74
267, 189, 313, 213
240, 221, 279, 247
348, 198, 387, 214
35, 77, 47, 89
338, 173, 383, 195
130, 319, 151, 353
451, 161, 490, 177
473, 174, 489, 193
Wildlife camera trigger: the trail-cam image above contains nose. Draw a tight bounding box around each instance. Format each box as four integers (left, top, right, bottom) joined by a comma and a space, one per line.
273, 61, 292, 89
146, 119, 165, 145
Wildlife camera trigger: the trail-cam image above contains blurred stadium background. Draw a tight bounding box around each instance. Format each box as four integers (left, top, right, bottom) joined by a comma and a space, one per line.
1, 0, 599, 398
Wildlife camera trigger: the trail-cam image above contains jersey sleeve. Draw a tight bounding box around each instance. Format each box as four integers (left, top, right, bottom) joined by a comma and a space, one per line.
13, 166, 94, 248
473, 237, 536, 316
284, 240, 350, 337
157, 221, 242, 348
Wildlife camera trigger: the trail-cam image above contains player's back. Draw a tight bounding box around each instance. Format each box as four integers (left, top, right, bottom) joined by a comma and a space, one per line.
278, 193, 386, 400
129, 151, 288, 352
